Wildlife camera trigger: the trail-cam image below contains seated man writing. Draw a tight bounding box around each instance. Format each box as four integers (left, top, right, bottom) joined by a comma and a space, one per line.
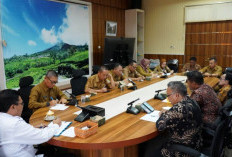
123, 60, 145, 81
199, 57, 222, 77
156, 81, 202, 156
29, 70, 68, 112
110, 63, 128, 86
85, 66, 115, 93
0, 89, 61, 157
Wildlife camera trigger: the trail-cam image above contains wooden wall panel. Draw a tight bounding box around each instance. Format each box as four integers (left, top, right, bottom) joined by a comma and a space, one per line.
82, 0, 132, 65
185, 21, 232, 71
144, 54, 184, 72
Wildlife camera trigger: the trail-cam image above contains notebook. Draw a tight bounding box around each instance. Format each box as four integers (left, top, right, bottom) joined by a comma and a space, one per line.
48, 121, 72, 137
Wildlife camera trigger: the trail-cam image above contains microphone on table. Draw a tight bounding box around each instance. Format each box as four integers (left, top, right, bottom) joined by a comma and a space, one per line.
128, 78, 137, 90
154, 89, 167, 100
126, 98, 140, 115
65, 91, 78, 106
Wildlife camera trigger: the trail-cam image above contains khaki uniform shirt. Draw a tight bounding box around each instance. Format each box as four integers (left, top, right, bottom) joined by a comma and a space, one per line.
200, 65, 222, 76
29, 82, 68, 112
182, 63, 201, 72
136, 65, 153, 77
123, 66, 142, 78
110, 70, 126, 82
85, 74, 111, 90
154, 65, 171, 74
217, 85, 231, 104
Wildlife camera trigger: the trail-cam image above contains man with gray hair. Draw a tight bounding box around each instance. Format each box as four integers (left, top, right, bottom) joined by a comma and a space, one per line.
29, 70, 68, 112
155, 81, 202, 157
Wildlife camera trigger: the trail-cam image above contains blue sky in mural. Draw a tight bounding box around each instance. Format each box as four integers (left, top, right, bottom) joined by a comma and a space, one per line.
1, 0, 89, 58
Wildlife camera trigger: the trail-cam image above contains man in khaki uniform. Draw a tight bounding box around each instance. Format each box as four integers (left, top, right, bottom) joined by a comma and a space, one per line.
29, 70, 68, 112
182, 57, 201, 72
200, 57, 222, 77
123, 60, 145, 81
214, 73, 232, 104
109, 63, 128, 86
85, 66, 115, 93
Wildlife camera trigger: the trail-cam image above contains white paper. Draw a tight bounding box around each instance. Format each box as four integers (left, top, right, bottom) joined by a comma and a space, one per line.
49, 121, 71, 136
73, 110, 82, 115
162, 106, 171, 110
61, 127, 76, 137
140, 110, 160, 123
50, 104, 69, 110
162, 99, 171, 103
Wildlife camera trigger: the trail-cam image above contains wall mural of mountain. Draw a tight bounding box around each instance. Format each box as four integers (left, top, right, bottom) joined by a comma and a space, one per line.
1, 0, 90, 88
4, 42, 89, 88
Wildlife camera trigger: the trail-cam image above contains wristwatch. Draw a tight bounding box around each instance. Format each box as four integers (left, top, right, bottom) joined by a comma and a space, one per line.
46, 102, 50, 107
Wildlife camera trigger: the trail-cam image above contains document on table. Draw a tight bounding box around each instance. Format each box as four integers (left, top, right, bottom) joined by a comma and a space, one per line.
61, 127, 76, 137
162, 98, 171, 103
50, 104, 69, 110
140, 110, 160, 123
162, 106, 171, 110
73, 110, 82, 115
48, 121, 72, 137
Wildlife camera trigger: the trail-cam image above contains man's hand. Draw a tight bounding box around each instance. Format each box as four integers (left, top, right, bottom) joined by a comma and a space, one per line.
53, 117, 61, 126
159, 109, 167, 117
58, 98, 67, 104
204, 73, 211, 77
101, 87, 108, 93
49, 100, 58, 106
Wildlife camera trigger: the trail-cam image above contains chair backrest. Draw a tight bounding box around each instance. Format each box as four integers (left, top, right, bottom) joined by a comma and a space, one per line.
70, 69, 87, 96
167, 59, 179, 72
92, 65, 100, 75
208, 98, 232, 157
225, 67, 232, 74
18, 76, 34, 123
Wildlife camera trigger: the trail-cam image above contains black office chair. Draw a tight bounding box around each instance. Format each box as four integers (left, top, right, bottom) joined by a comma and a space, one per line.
92, 65, 100, 75
70, 69, 87, 96
225, 67, 232, 74
104, 63, 116, 70
18, 76, 34, 123
167, 59, 179, 73
168, 98, 232, 157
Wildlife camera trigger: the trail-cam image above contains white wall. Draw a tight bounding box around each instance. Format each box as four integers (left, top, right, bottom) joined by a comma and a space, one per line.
142, 0, 232, 55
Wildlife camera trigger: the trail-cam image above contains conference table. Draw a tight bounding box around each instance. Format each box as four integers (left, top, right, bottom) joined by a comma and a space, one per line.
30, 75, 219, 157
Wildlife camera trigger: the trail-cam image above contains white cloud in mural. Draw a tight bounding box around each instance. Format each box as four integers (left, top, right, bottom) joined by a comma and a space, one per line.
2, 24, 20, 37
41, 26, 58, 44
58, 5, 89, 45
28, 40, 37, 46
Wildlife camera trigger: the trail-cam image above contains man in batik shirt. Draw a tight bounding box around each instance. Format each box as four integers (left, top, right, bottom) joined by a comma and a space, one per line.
186, 71, 222, 125
156, 81, 202, 157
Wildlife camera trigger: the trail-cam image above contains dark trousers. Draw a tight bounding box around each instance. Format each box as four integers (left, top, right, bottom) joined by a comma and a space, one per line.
139, 132, 168, 157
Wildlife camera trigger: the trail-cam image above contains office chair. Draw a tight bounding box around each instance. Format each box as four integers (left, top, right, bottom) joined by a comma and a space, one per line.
18, 76, 34, 123
70, 69, 87, 96
92, 65, 100, 75
168, 98, 232, 157
225, 67, 232, 74
167, 59, 179, 73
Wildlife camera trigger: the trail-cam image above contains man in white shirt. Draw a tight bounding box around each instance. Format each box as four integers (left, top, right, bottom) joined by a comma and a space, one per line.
0, 89, 61, 157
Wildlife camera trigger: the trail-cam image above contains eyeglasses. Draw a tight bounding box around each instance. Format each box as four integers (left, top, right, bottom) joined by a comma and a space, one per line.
18, 102, 24, 106
167, 93, 175, 97
47, 77, 58, 84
